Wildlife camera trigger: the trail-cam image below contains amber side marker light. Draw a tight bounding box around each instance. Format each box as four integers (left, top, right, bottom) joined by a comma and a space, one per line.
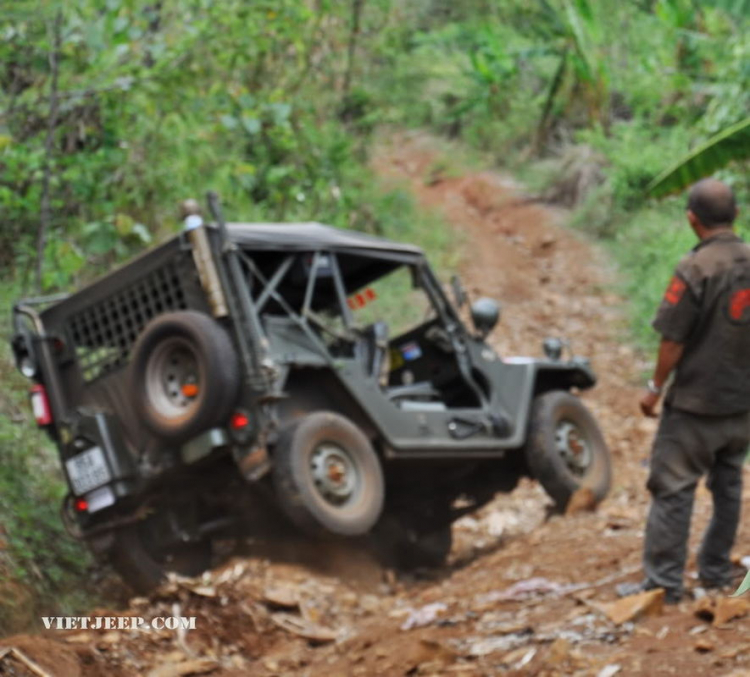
182, 383, 199, 398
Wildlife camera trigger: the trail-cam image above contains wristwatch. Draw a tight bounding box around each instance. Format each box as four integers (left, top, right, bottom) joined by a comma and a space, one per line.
646, 379, 662, 395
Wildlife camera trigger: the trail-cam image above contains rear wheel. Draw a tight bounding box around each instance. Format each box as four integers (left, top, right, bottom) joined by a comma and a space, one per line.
524, 390, 611, 511
273, 412, 385, 537
109, 518, 212, 594
373, 511, 453, 570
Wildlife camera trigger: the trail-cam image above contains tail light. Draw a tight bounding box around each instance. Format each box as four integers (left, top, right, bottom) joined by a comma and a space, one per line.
229, 410, 253, 443
30, 384, 53, 426
230, 411, 251, 430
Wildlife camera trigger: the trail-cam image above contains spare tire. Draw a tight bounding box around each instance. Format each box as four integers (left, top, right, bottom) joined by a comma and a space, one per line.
273, 412, 385, 537
524, 390, 611, 512
130, 311, 240, 442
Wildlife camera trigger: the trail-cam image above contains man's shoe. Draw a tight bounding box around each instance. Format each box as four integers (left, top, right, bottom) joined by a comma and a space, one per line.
698, 578, 734, 594
698, 563, 746, 589
616, 579, 682, 605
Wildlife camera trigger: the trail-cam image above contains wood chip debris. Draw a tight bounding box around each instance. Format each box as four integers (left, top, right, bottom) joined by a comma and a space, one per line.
0, 647, 54, 677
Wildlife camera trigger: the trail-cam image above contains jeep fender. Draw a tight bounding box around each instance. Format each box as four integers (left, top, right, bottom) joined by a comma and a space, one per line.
532, 359, 597, 396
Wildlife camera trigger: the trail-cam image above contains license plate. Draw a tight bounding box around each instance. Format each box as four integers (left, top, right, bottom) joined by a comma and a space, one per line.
65, 446, 111, 495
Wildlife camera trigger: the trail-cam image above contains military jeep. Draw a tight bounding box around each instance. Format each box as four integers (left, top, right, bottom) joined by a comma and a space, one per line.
11, 198, 611, 591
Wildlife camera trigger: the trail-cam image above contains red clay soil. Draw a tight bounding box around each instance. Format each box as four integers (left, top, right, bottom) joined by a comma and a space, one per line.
3, 131, 750, 677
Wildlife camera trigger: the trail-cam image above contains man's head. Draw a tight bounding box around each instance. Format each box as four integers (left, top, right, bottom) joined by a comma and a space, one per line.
686, 179, 738, 236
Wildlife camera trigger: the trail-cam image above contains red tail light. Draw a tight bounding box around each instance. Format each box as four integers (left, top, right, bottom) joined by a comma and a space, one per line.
30, 384, 53, 426
230, 412, 250, 429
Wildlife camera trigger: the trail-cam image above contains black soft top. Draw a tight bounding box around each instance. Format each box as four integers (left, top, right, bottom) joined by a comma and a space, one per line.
36, 223, 424, 332
225, 222, 424, 259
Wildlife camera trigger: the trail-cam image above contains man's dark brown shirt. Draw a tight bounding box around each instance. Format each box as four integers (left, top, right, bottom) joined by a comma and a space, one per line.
653, 231, 750, 415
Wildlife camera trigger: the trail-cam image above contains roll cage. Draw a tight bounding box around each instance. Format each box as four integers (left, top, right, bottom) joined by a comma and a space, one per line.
228, 238, 491, 408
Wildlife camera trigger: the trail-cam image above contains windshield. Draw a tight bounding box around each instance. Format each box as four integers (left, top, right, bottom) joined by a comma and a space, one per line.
347, 264, 437, 338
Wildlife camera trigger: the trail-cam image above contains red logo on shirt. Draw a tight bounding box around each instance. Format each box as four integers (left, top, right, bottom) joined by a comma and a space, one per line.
664, 276, 686, 305
729, 288, 750, 321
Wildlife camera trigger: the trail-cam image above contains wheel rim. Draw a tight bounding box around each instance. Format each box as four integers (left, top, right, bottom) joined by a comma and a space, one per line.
555, 419, 592, 477
310, 442, 360, 506
144, 337, 201, 419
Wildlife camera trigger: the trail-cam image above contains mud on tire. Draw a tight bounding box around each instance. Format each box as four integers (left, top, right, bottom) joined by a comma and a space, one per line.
272, 412, 385, 537
524, 390, 611, 512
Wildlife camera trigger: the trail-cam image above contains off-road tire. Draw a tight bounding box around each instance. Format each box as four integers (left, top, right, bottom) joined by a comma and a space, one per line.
524, 390, 611, 512
273, 412, 385, 537
130, 311, 240, 442
109, 522, 212, 594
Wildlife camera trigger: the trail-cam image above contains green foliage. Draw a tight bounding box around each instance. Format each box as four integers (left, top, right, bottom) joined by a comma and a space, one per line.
0, 284, 99, 634
734, 569, 750, 597
0, 0, 418, 286
647, 117, 750, 197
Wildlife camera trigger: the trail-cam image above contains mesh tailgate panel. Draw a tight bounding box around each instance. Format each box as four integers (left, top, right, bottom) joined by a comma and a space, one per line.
67, 263, 187, 382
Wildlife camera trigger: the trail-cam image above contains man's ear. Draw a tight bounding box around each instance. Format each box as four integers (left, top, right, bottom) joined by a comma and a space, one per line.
687, 209, 701, 232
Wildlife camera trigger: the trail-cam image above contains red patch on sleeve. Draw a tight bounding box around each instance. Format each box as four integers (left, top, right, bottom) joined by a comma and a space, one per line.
729, 289, 750, 320
664, 276, 687, 305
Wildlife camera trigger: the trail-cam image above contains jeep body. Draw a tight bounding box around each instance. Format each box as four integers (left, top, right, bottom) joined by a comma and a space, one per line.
11, 218, 610, 590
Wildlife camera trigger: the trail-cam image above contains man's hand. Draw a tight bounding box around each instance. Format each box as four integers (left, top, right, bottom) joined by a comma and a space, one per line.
640, 339, 684, 418
640, 390, 660, 417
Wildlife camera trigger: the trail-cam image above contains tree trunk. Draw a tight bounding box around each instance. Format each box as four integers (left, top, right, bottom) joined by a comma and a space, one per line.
36, 10, 63, 292
342, 0, 365, 98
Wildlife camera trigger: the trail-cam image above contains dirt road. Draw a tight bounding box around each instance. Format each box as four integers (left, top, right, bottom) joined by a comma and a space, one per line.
3, 133, 750, 676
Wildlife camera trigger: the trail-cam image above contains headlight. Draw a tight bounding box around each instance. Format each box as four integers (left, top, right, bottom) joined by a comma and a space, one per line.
19, 355, 38, 378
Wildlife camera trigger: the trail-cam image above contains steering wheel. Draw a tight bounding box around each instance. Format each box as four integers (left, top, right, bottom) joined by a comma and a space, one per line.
424, 325, 454, 353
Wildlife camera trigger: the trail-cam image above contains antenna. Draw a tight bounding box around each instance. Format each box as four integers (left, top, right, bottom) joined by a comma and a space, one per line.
206, 191, 230, 245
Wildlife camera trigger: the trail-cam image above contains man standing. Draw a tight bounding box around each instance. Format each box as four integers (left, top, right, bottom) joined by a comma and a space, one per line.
628, 179, 750, 603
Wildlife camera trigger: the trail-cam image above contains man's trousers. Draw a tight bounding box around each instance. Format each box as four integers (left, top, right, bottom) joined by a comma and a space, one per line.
643, 405, 749, 594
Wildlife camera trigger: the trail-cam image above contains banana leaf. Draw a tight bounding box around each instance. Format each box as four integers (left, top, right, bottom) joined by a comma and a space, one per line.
733, 569, 750, 597
647, 116, 750, 197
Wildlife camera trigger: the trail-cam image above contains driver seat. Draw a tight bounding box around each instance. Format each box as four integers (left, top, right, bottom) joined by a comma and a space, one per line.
358, 324, 445, 409
357, 321, 390, 386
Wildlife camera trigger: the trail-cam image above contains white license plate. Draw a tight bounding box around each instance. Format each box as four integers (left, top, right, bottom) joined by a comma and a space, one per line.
65, 446, 111, 495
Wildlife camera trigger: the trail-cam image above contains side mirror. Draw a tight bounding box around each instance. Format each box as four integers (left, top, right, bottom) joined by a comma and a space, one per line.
471, 297, 501, 338
450, 274, 467, 309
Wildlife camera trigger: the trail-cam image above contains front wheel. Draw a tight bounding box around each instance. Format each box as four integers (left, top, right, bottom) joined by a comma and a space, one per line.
524, 390, 611, 512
